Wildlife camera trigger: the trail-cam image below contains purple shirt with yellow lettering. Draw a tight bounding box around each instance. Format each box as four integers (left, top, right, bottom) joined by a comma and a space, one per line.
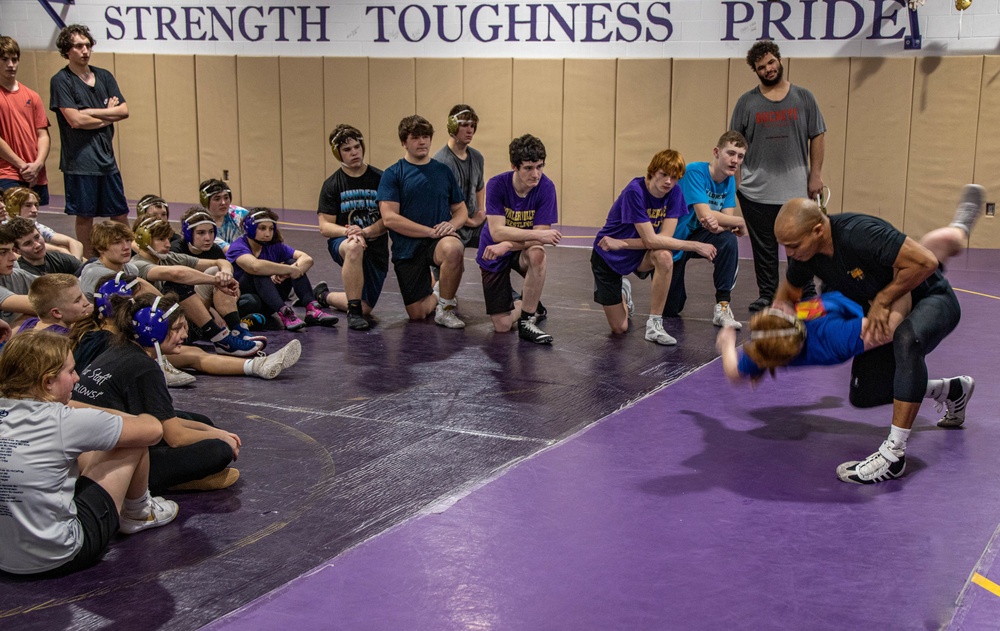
593, 177, 688, 275
477, 171, 558, 274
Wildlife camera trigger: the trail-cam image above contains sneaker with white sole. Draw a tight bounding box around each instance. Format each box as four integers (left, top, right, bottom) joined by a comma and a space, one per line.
836, 440, 906, 484
936, 375, 975, 428
214, 328, 265, 357
712, 302, 742, 329
435, 304, 466, 329
119, 496, 179, 534
248, 339, 302, 379
160, 358, 196, 388
950, 184, 985, 237
621, 278, 634, 318
645, 317, 677, 346
518, 317, 553, 344
305, 301, 339, 327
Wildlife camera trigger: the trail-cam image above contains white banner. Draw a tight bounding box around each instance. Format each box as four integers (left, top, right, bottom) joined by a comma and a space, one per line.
3, 0, 996, 58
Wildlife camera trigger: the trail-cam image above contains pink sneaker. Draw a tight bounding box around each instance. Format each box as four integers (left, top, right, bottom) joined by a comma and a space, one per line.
277, 306, 306, 332
305, 301, 339, 327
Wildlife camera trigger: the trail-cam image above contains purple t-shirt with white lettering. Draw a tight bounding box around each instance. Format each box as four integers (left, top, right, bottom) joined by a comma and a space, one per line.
593, 177, 688, 275
477, 171, 558, 274
225, 236, 296, 280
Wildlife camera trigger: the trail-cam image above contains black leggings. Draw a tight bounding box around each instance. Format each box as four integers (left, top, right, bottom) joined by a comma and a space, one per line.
849, 280, 961, 408
147, 410, 234, 494
238, 268, 315, 314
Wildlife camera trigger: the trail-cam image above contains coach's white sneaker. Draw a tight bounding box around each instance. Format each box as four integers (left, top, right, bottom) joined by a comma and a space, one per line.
712, 302, 742, 330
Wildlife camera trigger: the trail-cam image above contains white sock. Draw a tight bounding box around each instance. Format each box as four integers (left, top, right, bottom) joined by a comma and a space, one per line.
438, 297, 457, 309
887, 425, 911, 452
925, 379, 948, 401
243, 358, 255, 375
647, 315, 662, 325
123, 490, 151, 518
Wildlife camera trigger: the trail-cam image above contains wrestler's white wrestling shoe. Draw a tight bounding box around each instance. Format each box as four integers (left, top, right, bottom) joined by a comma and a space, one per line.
837, 440, 905, 484
950, 184, 985, 237
936, 375, 975, 428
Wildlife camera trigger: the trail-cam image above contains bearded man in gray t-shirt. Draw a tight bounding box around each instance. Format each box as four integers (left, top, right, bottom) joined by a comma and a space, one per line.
730, 40, 826, 313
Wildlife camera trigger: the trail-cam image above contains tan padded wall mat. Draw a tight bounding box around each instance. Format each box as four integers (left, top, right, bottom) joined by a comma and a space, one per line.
562, 59, 617, 227
973, 56, 1000, 250
416, 58, 463, 142
463, 59, 513, 188
236, 57, 283, 208
323, 58, 370, 176
614, 59, 671, 196
154, 55, 199, 204
368, 59, 415, 168
786, 57, 849, 215
512, 59, 562, 211
195, 56, 241, 205
672, 59, 729, 172
842, 57, 913, 226
279, 57, 326, 212
31, 52, 66, 197
905, 56, 982, 238
113, 54, 160, 202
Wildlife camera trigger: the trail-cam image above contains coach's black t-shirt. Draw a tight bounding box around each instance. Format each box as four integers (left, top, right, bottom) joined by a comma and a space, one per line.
786, 213, 912, 311
72, 341, 176, 421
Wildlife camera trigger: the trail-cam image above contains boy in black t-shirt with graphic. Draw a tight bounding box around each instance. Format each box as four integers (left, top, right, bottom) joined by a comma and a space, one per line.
316, 124, 387, 331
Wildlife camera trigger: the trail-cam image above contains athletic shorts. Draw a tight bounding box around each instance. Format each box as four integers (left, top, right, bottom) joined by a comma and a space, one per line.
481, 251, 528, 315
64, 172, 129, 218
591, 249, 649, 306
0, 179, 49, 206
45, 476, 120, 576
328, 236, 389, 308
393, 237, 458, 306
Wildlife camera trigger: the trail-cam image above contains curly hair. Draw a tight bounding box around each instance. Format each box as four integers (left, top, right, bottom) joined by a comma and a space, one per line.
56, 24, 96, 59
509, 134, 546, 168
746, 40, 781, 69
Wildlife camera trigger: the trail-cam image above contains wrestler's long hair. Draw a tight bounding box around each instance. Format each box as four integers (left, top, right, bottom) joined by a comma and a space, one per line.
743, 308, 806, 370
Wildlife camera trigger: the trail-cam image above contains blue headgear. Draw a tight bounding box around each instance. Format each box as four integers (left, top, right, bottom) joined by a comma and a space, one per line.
132, 295, 180, 347
242, 210, 274, 241
181, 211, 216, 245
93, 272, 139, 319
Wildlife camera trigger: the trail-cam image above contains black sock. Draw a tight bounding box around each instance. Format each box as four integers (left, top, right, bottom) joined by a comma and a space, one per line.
347, 299, 362, 316
223, 312, 241, 330
202, 320, 225, 341
520, 310, 534, 321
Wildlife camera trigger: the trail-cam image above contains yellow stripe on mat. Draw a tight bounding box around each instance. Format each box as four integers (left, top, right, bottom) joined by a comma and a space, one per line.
971, 572, 1000, 598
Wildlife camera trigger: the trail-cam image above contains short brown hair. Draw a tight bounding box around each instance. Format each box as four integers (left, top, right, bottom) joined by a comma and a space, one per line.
646, 149, 686, 180
0, 330, 74, 401
91, 221, 134, 255
56, 24, 96, 59
746, 40, 781, 69
398, 115, 434, 143
2, 216, 39, 244
0, 36, 21, 60
136, 194, 169, 221
28, 274, 80, 316
716, 130, 748, 150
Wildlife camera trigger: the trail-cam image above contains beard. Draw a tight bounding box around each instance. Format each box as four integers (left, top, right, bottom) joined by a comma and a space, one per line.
760, 62, 784, 87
